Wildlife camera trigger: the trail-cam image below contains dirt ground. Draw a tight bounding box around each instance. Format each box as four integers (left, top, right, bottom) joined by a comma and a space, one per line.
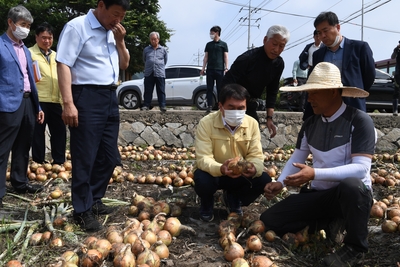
1, 156, 400, 267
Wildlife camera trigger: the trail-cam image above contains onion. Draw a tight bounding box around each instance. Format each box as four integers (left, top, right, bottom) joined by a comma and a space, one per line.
152, 240, 170, 259
50, 189, 63, 199
382, 220, 397, 233
282, 232, 299, 250
132, 193, 146, 206
107, 230, 124, 244
53, 216, 67, 227
388, 208, 400, 219
295, 225, 309, 244
136, 247, 161, 267
145, 174, 156, 184
264, 230, 276, 242
147, 213, 166, 234
224, 240, 244, 262
5, 260, 23, 267
84, 236, 98, 248
157, 230, 172, 246
232, 258, 249, 267
94, 239, 112, 259
124, 218, 141, 230
29, 232, 42, 245
248, 220, 265, 234
123, 232, 138, 245
219, 232, 236, 249
36, 173, 47, 182
227, 212, 242, 229
155, 175, 163, 185
391, 215, 400, 225
81, 249, 102, 267
141, 229, 157, 245
36, 166, 46, 175
163, 217, 196, 237
218, 220, 237, 237
250, 255, 274, 267
172, 177, 184, 187
43, 163, 53, 171
113, 244, 135, 267
142, 219, 151, 230
62, 251, 80, 265
240, 213, 258, 228
132, 239, 150, 256
162, 176, 172, 187
152, 202, 170, 217
370, 204, 384, 218
64, 161, 72, 171
173, 198, 187, 208
178, 170, 187, 179
128, 205, 139, 216
50, 237, 64, 247
245, 235, 262, 252
41, 231, 52, 243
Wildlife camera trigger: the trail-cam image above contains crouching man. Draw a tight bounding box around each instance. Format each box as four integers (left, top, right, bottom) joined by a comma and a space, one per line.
260, 62, 376, 267
194, 83, 272, 222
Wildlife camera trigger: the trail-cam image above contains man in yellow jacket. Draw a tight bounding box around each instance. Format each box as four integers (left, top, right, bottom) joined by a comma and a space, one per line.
194, 83, 272, 222
29, 22, 66, 164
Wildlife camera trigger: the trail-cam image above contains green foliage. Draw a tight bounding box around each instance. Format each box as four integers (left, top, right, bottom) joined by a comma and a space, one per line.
0, 0, 171, 76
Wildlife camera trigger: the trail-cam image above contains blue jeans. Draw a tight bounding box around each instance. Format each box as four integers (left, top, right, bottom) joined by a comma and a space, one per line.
143, 74, 166, 108
206, 69, 224, 107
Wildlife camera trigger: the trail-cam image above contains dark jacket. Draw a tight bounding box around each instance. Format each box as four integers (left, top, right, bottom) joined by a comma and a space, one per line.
298, 42, 313, 70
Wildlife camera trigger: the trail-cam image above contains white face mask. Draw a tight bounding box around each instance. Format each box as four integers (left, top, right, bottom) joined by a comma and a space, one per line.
223, 108, 246, 127
210, 34, 215, 40
12, 23, 30, 40
328, 35, 341, 48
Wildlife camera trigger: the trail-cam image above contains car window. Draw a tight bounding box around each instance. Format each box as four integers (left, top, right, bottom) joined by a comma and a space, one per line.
375, 69, 392, 80
166, 68, 179, 79
178, 68, 201, 78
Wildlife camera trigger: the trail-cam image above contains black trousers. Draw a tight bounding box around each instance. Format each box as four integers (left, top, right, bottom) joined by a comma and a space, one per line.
206, 69, 224, 107
32, 102, 66, 164
193, 169, 271, 206
0, 97, 35, 197
70, 85, 119, 214
260, 178, 373, 252
143, 74, 166, 108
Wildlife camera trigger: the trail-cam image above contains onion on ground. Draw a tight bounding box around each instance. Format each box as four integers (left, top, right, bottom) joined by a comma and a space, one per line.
163, 217, 196, 237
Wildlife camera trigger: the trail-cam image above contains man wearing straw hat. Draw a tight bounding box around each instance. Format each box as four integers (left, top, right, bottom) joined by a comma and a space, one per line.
260, 62, 375, 266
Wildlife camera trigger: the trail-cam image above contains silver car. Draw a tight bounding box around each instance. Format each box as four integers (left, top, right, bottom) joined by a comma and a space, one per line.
116, 65, 217, 110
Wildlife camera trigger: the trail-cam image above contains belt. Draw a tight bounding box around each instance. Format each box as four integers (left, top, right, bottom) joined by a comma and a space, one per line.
23, 92, 31, 98
72, 84, 118, 91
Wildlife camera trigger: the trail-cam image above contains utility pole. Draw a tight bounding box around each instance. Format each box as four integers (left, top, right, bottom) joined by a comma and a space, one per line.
361, 0, 364, 41
193, 49, 204, 66
238, 0, 261, 50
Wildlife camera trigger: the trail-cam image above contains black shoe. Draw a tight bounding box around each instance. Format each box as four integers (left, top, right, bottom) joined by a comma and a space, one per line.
141, 106, 149, 111
199, 196, 214, 222
222, 190, 243, 215
92, 202, 114, 215
14, 183, 44, 194
73, 210, 103, 232
199, 213, 214, 222
322, 244, 364, 266
160, 107, 167, 113
205, 107, 212, 114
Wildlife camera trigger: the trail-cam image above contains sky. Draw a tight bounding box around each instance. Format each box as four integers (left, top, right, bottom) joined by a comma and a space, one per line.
156, 0, 399, 79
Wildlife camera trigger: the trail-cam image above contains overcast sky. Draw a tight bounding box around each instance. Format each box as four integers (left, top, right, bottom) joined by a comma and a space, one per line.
156, 0, 399, 78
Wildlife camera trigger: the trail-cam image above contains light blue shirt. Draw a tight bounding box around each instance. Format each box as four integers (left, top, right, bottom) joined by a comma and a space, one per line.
324, 37, 345, 73
143, 45, 168, 78
292, 59, 308, 79
56, 9, 119, 85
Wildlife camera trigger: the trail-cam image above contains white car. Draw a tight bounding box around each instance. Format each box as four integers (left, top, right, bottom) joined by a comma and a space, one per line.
116, 65, 217, 110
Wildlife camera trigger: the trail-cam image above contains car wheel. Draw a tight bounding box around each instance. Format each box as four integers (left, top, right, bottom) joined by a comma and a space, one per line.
195, 91, 208, 110
121, 91, 140, 109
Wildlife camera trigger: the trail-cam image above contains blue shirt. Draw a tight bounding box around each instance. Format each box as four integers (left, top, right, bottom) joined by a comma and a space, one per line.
324, 37, 345, 72
143, 45, 168, 78
56, 9, 119, 85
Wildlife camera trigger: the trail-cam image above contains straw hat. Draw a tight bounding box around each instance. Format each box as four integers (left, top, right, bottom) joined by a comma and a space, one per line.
280, 62, 369, 98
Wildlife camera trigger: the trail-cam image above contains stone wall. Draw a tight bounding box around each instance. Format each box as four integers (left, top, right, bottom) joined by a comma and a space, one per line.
118, 110, 400, 153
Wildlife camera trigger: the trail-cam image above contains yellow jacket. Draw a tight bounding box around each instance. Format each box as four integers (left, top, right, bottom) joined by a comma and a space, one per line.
29, 44, 61, 103
194, 110, 264, 178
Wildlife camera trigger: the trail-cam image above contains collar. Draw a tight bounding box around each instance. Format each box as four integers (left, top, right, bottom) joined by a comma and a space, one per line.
321, 102, 346, 122
328, 36, 345, 52
88, 9, 104, 30
6, 33, 24, 47
39, 47, 52, 56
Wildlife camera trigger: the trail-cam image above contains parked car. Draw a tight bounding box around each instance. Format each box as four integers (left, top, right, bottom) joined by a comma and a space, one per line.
116, 65, 217, 110
278, 69, 397, 112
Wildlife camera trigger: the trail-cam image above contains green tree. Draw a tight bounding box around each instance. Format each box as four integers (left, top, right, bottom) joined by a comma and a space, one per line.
0, 0, 171, 78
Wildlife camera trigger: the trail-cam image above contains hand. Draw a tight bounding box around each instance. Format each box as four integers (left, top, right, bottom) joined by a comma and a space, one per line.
266, 118, 277, 138
264, 182, 283, 200
112, 23, 126, 42
220, 158, 242, 179
200, 70, 205, 76
37, 111, 44, 124
283, 163, 315, 187
62, 103, 79, 127
242, 162, 256, 178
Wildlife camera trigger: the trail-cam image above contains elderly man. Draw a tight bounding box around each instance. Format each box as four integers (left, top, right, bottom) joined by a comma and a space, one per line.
57, 0, 130, 231
0, 5, 45, 204
141, 31, 168, 112
303, 11, 375, 120
194, 83, 272, 222
261, 62, 375, 266
222, 25, 290, 137
29, 22, 66, 165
